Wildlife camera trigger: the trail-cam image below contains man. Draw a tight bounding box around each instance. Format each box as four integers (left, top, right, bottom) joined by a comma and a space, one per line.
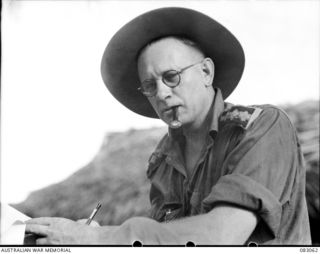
25, 7, 311, 245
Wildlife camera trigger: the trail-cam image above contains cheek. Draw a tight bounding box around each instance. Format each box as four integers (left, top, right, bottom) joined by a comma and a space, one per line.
148, 98, 160, 115
182, 73, 204, 95
179, 86, 205, 115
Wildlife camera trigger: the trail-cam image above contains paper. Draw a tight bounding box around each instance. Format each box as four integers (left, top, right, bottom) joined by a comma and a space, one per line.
0, 203, 30, 244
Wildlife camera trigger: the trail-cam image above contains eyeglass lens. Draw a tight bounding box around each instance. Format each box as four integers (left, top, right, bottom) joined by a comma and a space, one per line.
139, 60, 203, 96
141, 70, 180, 96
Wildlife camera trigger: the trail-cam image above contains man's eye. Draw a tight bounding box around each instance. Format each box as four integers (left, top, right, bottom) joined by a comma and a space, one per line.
163, 71, 179, 83
142, 81, 156, 91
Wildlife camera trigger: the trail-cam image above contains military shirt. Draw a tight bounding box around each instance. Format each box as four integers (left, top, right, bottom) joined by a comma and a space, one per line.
146, 89, 311, 244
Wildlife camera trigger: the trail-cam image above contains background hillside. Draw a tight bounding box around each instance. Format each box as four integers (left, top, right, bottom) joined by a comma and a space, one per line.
13, 100, 319, 243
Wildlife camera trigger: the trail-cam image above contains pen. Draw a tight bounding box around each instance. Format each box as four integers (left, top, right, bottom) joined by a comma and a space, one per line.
85, 203, 102, 225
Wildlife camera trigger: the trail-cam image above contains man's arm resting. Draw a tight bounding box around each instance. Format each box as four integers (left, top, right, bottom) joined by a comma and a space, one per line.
107, 204, 258, 245
163, 204, 258, 244
25, 204, 258, 244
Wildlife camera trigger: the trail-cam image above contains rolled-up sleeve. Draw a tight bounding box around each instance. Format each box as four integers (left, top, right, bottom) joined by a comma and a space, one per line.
202, 106, 300, 238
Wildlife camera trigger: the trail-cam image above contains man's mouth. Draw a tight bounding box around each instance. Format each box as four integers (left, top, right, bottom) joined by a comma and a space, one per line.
162, 106, 179, 116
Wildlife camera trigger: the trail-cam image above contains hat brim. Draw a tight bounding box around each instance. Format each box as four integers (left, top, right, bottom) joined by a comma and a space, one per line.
101, 7, 245, 119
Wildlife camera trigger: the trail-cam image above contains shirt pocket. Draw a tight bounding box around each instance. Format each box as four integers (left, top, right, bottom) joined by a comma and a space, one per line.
162, 192, 183, 222
162, 202, 183, 222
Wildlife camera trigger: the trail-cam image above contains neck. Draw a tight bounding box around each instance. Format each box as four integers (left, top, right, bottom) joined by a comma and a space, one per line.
182, 117, 209, 144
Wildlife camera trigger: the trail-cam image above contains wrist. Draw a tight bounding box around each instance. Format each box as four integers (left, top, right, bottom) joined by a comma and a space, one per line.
88, 225, 118, 244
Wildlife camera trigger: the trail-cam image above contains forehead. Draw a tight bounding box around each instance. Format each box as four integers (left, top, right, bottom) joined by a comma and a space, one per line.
137, 37, 203, 66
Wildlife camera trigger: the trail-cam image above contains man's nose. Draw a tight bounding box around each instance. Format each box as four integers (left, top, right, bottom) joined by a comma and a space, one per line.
155, 80, 172, 100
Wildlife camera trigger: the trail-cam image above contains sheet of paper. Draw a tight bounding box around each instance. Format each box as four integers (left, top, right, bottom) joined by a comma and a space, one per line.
0, 203, 30, 244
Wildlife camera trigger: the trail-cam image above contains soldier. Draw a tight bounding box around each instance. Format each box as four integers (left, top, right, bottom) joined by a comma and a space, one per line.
25, 7, 311, 245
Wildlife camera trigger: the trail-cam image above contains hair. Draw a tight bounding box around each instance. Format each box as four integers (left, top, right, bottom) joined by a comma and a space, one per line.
136, 36, 206, 62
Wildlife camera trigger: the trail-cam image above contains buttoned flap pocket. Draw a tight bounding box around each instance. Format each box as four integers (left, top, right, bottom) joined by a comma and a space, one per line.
190, 191, 202, 214
162, 192, 183, 222
162, 202, 183, 222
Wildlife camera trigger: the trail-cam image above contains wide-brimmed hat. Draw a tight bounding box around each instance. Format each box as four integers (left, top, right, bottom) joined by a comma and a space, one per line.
101, 7, 245, 118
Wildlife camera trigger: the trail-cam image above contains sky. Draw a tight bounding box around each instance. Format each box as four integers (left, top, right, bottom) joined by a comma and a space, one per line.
1, 0, 319, 204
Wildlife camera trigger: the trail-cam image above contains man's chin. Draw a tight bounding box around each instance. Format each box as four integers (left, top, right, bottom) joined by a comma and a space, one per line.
162, 118, 185, 129
160, 114, 188, 128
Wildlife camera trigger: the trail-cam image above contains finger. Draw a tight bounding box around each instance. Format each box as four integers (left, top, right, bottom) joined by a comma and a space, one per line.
76, 219, 100, 227
36, 237, 48, 245
25, 217, 55, 225
25, 224, 49, 236
89, 220, 100, 227
76, 219, 87, 224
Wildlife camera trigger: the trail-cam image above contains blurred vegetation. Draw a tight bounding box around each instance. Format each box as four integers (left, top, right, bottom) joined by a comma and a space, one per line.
14, 128, 166, 225
13, 100, 319, 244
281, 101, 319, 244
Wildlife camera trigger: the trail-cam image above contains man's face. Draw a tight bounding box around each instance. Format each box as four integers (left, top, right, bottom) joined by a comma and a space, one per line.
137, 37, 213, 128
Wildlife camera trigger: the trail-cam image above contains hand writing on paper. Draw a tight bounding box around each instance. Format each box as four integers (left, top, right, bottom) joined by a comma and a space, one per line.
25, 217, 104, 244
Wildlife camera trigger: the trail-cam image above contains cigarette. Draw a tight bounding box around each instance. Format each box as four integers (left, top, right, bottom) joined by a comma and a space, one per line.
85, 203, 102, 225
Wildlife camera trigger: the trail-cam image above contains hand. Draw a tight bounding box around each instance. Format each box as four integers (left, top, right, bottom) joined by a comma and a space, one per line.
76, 219, 100, 227
25, 217, 100, 244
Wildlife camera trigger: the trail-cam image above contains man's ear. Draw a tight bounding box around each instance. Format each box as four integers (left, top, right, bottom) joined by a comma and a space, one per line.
201, 58, 215, 87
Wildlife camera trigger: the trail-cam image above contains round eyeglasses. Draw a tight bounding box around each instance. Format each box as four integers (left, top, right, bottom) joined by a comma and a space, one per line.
138, 60, 204, 97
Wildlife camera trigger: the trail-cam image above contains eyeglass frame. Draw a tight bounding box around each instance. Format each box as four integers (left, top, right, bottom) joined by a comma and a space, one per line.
137, 59, 205, 97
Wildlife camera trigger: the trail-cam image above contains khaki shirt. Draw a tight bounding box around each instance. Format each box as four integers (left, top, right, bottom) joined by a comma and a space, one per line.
147, 89, 311, 244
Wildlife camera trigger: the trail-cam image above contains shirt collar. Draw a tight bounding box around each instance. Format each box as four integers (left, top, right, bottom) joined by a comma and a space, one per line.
208, 87, 226, 138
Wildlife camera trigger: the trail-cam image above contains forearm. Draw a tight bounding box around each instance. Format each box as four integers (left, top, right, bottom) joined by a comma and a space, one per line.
96, 218, 181, 245
162, 213, 223, 244
97, 205, 257, 245
162, 205, 257, 244
167, 205, 257, 244
96, 214, 220, 245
